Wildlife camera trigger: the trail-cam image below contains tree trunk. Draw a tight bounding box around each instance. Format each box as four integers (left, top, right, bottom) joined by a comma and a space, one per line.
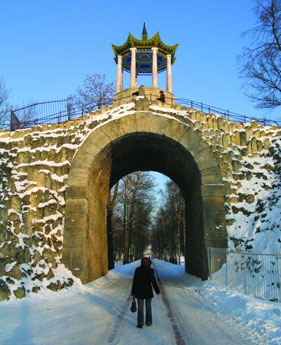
107, 209, 114, 270
107, 182, 119, 270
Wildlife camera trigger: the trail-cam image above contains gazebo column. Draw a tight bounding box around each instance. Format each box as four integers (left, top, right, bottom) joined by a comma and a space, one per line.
152, 47, 158, 87
166, 54, 172, 92
130, 47, 137, 88
116, 55, 123, 92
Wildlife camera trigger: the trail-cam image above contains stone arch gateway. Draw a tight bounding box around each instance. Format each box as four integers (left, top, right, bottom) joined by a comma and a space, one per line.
63, 111, 227, 283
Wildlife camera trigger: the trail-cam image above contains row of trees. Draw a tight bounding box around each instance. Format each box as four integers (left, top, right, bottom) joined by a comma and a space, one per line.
151, 181, 185, 265
107, 173, 186, 268
108, 172, 155, 267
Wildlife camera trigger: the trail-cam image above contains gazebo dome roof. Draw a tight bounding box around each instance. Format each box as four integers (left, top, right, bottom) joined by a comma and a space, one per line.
112, 24, 178, 75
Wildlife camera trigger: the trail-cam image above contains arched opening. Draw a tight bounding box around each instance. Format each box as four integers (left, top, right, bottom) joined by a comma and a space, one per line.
109, 171, 185, 268
108, 132, 204, 275
63, 113, 227, 283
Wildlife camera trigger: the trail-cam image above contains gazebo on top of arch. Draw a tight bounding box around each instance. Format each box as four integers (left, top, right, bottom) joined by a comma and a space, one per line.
112, 24, 178, 93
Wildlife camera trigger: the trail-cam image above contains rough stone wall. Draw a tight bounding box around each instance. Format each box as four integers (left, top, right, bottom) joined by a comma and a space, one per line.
0, 98, 280, 300
168, 107, 281, 250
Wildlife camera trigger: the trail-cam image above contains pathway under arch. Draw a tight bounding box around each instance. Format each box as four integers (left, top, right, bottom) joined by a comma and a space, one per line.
63, 112, 227, 283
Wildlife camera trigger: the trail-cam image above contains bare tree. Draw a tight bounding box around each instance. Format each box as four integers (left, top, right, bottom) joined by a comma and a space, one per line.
0, 79, 11, 129
73, 73, 115, 113
107, 181, 119, 270
238, 0, 281, 109
112, 172, 155, 265
151, 181, 185, 264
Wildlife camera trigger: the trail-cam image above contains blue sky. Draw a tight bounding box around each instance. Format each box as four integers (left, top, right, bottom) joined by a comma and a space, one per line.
1, 0, 281, 123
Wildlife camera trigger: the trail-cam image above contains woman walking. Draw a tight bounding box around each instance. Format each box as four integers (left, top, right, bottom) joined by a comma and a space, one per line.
132, 257, 160, 328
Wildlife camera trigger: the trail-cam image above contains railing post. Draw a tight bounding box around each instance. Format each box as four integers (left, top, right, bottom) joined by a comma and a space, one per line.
67, 97, 73, 121
277, 247, 281, 302
226, 249, 228, 286
10, 110, 13, 131
10, 110, 21, 131
207, 247, 212, 279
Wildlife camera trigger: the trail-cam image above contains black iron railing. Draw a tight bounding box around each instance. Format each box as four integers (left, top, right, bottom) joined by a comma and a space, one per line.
8, 96, 281, 131
175, 98, 281, 127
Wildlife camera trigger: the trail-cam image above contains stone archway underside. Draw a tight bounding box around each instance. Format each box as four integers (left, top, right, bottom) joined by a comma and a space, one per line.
63, 112, 227, 283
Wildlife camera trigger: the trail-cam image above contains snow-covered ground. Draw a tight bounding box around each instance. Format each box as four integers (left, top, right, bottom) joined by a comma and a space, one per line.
1, 259, 280, 345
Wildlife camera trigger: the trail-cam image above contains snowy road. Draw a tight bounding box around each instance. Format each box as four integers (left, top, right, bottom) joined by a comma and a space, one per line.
152, 261, 256, 345
1, 259, 280, 345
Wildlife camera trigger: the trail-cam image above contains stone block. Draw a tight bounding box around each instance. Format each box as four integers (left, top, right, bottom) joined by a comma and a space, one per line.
264, 138, 271, 149
161, 119, 190, 143
257, 140, 263, 151
253, 129, 261, 138
251, 120, 258, 128
15, 247, 31, 264
246, 126, 253, 140
65, 186, 87, 199
47, 281, 62, 292
10, 196, 21, 213
65, 198, 88, 215
135, 97, 150, 110
70, 151, 92, 171
62, 248, 84, 276
212, 118, 218, 130
64, 213, 88, 234
196, 149, 220, 171
135, 112, 164, 135
37, 171, 47, 187
246, 195, 255, 203
222, 133, 229, 149
240, 132, 247, 146
0, 280, 10, 301
113, 113, 138, 137
201, 172, 223, 185
68, 167, 89, 187
201, 184, 225, 197
202, 196, 227, 238
178, 129, 204, 155
251, 137, 257, 152
14, 287, 26, 299
232, 160, 242, 173
8, 265, 22, 280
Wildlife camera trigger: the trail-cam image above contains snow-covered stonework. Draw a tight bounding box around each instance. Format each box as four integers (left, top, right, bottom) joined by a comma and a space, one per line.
0, 96, 280, 301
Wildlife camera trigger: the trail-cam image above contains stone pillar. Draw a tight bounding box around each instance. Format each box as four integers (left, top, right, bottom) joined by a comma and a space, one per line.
166, 54, 172, 92
130, 47, 137, 88
152, 47, 158, 88
116, 55, 123, 92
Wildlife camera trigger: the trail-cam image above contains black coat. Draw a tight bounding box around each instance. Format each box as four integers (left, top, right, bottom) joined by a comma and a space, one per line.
132, 265, 160, 299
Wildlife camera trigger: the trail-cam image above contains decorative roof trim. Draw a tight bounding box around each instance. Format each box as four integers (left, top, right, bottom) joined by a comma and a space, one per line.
112, 31, 178, 65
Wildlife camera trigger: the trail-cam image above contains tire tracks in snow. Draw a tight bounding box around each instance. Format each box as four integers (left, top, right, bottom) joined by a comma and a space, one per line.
153, 262, 186, 345
107, 294, 131, 344
153, 261, 260, 345
107, 261, 187, 345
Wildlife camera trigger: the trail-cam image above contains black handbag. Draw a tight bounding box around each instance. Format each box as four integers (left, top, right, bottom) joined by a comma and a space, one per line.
130, 297, 137, 312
